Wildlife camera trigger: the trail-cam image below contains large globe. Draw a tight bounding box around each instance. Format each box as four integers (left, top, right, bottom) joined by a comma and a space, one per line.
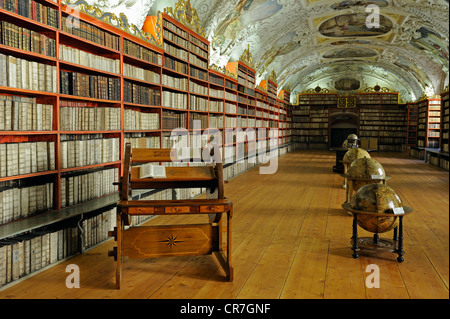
346, 157, 386, 190
343, 148, 371, 165
350, 183, 402, 233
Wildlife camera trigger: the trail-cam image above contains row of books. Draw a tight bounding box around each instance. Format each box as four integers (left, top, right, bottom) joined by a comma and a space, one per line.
59, 44, 120, 74
189, 113, 208, 130
60, 71, 121, 101
189, 52, 207, 69
123, 63, 161, 84
164, 41, 188, 61
162, 110, 187, 130
162, 90, 188, 109
164, 55, 187, 74
209, 115, 224, 129
60, 137, 120, 169
0, 95, 53, 131
61, 15, 119, 51
189, 95, 208, 112
163, 19, 188, 41
124, 109, 160, 131
189, 79, 208, 95
82, 208, 116, 251
60, 106, 121, 132
225, 116, 237, 128
124, 81, 161, 106
0, 0, 59, 28
225, 102, 237, 114
190, 66, 207, 81
61, 168, 118, 208
211, 100, 224, 113
225, 91, 237, 102
0, 182, 53, 225
162, 74, 188, 91
163, 28, 189, 49
0, 226, 78, 287
0, 53, 57, 92
124, 134, 160, 149
0, 20, 56, 57
0, 141, 55, 178
190, 43, 207, 59
210, 88, 224, 99
123, 39, 162, 66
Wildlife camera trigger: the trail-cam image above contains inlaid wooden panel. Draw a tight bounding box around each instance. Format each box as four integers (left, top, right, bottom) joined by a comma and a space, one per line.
123, 224, 218, 259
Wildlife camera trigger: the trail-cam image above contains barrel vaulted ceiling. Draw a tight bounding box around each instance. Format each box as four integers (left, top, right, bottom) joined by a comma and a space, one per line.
83, 0, 449, 103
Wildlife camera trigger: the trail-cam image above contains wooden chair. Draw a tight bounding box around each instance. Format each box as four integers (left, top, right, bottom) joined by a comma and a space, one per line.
108, 144, 233, 288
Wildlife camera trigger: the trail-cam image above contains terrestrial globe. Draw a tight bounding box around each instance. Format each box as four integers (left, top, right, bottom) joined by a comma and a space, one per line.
350, 183, 402, 233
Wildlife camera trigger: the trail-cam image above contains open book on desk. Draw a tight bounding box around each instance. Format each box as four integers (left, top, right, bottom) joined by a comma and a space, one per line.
139, 163, 167, 179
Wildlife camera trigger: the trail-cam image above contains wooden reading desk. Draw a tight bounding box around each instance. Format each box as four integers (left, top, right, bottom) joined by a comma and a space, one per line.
108, 144, 233, 288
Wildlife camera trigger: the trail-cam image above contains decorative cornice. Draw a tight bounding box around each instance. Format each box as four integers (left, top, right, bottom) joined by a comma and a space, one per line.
283, 83, 291, 94
62, 0, 162, 48
239, 44, 255, 70
301, 87, 336, 94
209, 64, 237, 80
359, 86, 398, 94
441, 84, 449, 95
163, 0, 206, 38
268, 69, 277, 85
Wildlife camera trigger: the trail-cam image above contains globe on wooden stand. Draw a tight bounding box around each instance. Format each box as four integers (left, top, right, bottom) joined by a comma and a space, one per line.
342, 183, 413, 262
343, 157, 391, 204
342, 148, 371, 189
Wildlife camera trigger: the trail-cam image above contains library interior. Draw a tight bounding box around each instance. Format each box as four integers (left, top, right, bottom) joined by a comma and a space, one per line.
0, 0, 448, 301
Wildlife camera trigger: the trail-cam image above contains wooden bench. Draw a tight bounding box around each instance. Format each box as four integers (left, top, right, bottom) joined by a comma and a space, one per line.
108, 144, 233, 288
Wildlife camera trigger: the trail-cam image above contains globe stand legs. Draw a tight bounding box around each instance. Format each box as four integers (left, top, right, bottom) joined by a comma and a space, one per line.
395, 216, 405, 263
352, 214, 359, 259
373, 233, 379, 244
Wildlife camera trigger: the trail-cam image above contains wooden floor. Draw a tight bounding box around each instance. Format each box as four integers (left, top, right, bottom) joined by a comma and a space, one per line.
0, 150, 448, 299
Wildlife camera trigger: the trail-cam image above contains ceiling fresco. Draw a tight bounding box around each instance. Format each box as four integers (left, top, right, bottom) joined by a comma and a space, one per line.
80, 0, 449, 102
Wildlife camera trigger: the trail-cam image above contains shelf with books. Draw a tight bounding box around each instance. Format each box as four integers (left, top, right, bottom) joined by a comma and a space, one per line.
356, 92, 403, 151
0, 51, 57, 94
0, 140, 57, 214
0, 0, 59, 31
417, 98, 441, 149
60, 10, 119, 52
406, 102, 418, 152
440, 90, 449, 154
426, 90, 450, 170
0, 14, 57, 59
292, 104, 310, 150
293, 93, 337, 150
378, 105, 407, 152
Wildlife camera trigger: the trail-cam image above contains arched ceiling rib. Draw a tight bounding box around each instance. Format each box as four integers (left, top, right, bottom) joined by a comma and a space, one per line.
84, 0, 449, 102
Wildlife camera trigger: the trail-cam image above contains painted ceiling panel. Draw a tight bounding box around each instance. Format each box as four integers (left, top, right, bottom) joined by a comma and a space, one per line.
81, 0, 449, 102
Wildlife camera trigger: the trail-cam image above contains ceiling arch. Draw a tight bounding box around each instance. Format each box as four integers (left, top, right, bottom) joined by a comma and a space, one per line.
82, 0, 449, 102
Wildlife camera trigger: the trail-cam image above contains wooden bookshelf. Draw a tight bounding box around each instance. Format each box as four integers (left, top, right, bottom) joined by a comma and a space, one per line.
293, 93, 338, 150
417, 98, 441, 149
440, 91, 449, 155
356, 93, 404, 151
406, 102, 418, 153
428, 90, 449, 170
